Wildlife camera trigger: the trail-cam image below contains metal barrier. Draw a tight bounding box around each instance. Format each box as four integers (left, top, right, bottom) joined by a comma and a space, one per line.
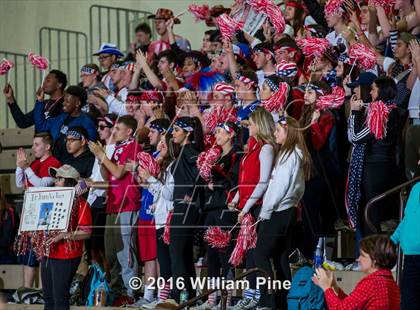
39, 27, 89, 86
0, 51, 40, 128
364, 175, 420, 285
89, 5, 155, 61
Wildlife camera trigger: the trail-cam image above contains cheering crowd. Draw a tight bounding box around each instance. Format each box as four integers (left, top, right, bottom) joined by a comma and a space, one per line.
1, 0, 420, 309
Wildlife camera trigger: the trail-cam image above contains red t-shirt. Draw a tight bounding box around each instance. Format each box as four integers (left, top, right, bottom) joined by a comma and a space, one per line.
48, 198, 92, 259
27, 156, 61, 187
107, 138, 142, 214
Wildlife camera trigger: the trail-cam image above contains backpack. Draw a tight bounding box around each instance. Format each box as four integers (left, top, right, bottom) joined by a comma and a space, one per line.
80, 264, 110, 306
287, 266, 326, 310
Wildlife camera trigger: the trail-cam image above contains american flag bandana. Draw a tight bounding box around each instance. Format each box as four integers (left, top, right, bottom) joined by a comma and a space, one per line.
80, 66, 96, 75
214, 82, 235, 95
276, 62, 298, 78
120, 62, 136, 72
236, 73, 255, 87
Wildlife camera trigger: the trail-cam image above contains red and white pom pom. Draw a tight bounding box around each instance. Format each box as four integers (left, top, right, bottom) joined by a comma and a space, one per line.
0, 59, 14, 75
137, 152, 160, 177
197, 147, 222, 181
261, 82, 290, 113
366, 101, 396, 140
163, 210, 173, 245
204, 106, 237, 133
188, 4, 210, 21
316, 86, 345, 111
296, 38, 330, 58
348, 43, 377, 71
28, 52, 49, 70
249, 0, 285, 33
215, 14, 244, 40
370, 0, 395, 12
204, 226, 231, 248
324, 0, 345, 16
229, 214, 257, 267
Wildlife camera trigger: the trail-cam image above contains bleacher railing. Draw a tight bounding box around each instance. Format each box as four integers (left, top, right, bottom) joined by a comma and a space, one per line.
89, 5, 155, 61
39, 27, 89, 86
0, 51, 39, 128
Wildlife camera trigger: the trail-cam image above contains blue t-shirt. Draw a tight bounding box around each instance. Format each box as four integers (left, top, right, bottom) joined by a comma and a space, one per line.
139, 151, 159, 221
237, 100, 260, 144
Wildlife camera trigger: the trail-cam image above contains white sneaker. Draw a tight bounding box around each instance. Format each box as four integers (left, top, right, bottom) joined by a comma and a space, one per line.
130, 297, 154, 308
244, 297, 259, 309
191, 300, 217, 310
228, 298, 251, 310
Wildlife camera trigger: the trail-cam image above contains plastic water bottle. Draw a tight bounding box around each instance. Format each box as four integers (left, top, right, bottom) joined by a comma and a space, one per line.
313, 238, 324, 269
180, 288, 189, 304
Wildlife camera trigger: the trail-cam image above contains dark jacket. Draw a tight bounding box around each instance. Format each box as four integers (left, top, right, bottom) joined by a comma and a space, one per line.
352, 109, 399, 163
33, 100, 97, 162
203, 147, 242, 211
63, 149, 95, 179
8, 98, 63, 129
171, 143, 202, 207
302, 0, 328, 28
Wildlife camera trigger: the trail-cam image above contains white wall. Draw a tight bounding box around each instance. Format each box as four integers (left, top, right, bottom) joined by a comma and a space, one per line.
0, 0, 231, 128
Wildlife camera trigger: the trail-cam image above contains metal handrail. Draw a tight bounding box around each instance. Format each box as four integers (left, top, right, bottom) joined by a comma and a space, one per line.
364, 175, 420, 233
175, 267, 271, 310
364, 175, 420, 285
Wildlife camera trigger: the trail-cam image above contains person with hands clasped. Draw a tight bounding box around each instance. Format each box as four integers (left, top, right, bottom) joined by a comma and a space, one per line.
229, 107, 276, 310
312, 235, 400, 310
41, 164, 92, 310
255, 115, 311, 309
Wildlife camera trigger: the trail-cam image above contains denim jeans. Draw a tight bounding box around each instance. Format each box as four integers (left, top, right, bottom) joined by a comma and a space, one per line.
401, 255, 420, 310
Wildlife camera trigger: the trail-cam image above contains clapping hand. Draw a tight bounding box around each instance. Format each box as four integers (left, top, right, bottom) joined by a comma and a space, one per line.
16, 147, 29, 169
88, 141, 106, 161
312, 267, 334, 292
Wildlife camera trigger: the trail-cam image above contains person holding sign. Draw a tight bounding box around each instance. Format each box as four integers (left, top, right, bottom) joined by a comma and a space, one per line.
41, 164, 92, 310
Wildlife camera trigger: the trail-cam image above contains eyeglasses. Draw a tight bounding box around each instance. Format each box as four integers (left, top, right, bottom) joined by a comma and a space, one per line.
98, 55, 112, 61
65, 137, 81, 143
98, 125, 111, 130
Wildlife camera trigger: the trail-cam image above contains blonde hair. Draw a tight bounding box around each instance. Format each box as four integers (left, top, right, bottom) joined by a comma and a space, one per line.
277, 116, 312, 180
249, 107, 276, 148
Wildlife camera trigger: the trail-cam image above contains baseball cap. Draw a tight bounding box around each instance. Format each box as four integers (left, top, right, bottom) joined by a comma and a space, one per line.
49, 165, 80, 181
93, 43, 124, 57
80, 64, 100, 76
347, 72, 377, 88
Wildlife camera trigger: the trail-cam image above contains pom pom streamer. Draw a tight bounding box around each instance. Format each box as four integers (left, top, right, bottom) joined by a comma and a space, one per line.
197, 147, 222, 181
296, 38, 330, 58
28, 52, 49, 87
261, 82, 290, 112
204, 106, 237, 133
137, 152, 160, 177
324, 0, 345, 16
205, 227, 231, 248
215, 14, 244, 40
188, 4, 210, 21
348, 43, 377, 71
366, 101, 396, 140
0, 58, 14, 84
229, 214, 259, 267
162, 210, 173, 245
316, 86, 345, 111
249, 0, 286, 33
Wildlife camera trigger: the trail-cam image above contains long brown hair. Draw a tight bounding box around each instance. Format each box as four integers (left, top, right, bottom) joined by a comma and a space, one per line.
0, 188, 9, 222
277, 116, 312, 180
158, 133, 181, 181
